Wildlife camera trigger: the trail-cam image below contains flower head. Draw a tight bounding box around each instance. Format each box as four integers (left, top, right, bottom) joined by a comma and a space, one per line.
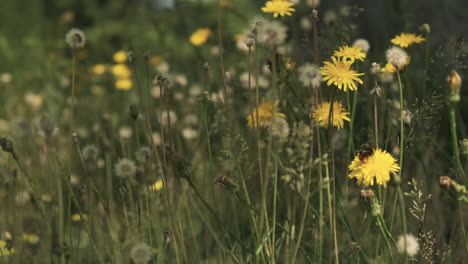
333, 45, 366, 63
65, 28, 86, 49
261, 0, 295, 18
91, 64, 106, 75
298, 63, 321, 89
269, 117, 290, 141
115, 79, 132, 90
348, 149, 400, 187
190, 28, 211, 46
247, 99, 286, 128
149, 179, 164, 191
311, 101, 350, 129
320, 56, 364, 91
113, 51, 127, 63
386, 46, 408, 69
353, 39, 370, 53
396, 234, 419, 257
115, 158, 137, 179
380, 62, 397, 73
391, 33, 425, 48
258, 20, 287, 46
130, 242, 153, 264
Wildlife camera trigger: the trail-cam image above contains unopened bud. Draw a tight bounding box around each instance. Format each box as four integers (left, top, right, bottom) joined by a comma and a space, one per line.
439, 176, 452, 189
447, 70, 462, 103
128, 104, 140, 120
420, 23, 431, 35
370, 62, 381, 75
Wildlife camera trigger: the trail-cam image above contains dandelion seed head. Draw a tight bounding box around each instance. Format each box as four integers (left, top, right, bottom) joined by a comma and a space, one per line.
386, 46, 408, 69
397, 234, 419, 257
65, 28, 86, 49
298, 63, 322, 89
115, 158, 137, 179
82, 145, 99, 162
353, 39, 370, 53
130, 242, 152, 264
270, 117, 290, 141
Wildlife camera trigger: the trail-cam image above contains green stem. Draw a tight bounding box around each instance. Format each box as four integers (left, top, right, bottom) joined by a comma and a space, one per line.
449, 104, 466, 181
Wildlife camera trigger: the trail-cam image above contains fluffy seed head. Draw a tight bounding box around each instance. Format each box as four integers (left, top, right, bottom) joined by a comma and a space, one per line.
115, 158, 137, 179
396, 234, 419, 257
385, 46, 408, 69
130, 242, 152, 264
65, 28, 86, 49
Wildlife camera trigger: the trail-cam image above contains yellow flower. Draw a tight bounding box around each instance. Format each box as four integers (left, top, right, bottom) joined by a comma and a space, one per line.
71, 213, 88, 222
115, 79, 132, 90
247, 99, 286, 128
380, 62, 397, 73
111, 64, 131, 78
348, 149, 400, 187
391, 33, 425, 48
22, 233, 40, 245
149, 179, 164, 191
261, 0, 295, 17
190, 28, 211, 46
333, 45, 366, 63
311, 101, 350, 129
113, 51, 127, 63
91, 64, 106, 75
320, 56, 364, 91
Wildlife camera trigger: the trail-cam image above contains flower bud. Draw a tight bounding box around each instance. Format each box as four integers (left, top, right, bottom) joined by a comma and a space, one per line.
447, 70, 461, 103
128, 104, 140, 120
420, 23, 431, 35
439, 176, 452, 189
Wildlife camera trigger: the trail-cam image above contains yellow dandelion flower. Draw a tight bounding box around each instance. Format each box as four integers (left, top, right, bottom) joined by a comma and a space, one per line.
311, 101, 350, 129
111, 64, 131, 78
71, 213, 88, 222
247, 99, 286, 128
333, 45, 366, 63
380, 62, 397, 73
261, 0, 295, 17
91, 64, 106, 75
320, 56, 364, 91
22, 233, 40, 245
149, 179, 164, 191
348, 149, 400, 187
115, 79, 132, 90
391, 33, 425, 48
190, 28, 211, 46
113, 51, 127, 63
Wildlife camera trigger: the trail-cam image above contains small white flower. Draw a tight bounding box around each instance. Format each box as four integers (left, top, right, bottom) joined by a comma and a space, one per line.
386, 46, 408, 69
65, 28, 86, 49
397, 234, 419, 257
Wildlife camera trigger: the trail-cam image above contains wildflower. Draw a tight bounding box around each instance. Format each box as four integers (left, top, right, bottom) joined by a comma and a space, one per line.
311, 101, 350, 129
130, 242, 152, 264
360, 189, 375, 199
190, 28, 211, 46
298, 63, 321, 89
182, 127, 197, 140
391, 33, 425, 48
320, 56, 364, 91
380, 62, 397, 73
119, 126, 133, 139
25, 92, 44, 110
160, 111, 177, 126
91, 64, 106, 75
65, 28, 86, 49
113, 51, 127, 63
15, 191, 31, 206
333, 45, 366, 63
111, 64, 131, 78
82, 145, 99, 162
71, 213, 88, 222
115, 79, 132, 90
247, 99, 286, 128
396, 234, 419, 256
136, 146, 152, 164
386, 46, 408, 69
420, 24, 431, 35
447, 70, 462, 103
270, 117, 290, 141
22, 233, 40, 245
353, 39, 370, 53
115, 158, 137, 179
149, 179, 164, 191
0, 73, 13, 84
348, 149, 400, 187
261, 0, 295, 18
258, 20, 287, 46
